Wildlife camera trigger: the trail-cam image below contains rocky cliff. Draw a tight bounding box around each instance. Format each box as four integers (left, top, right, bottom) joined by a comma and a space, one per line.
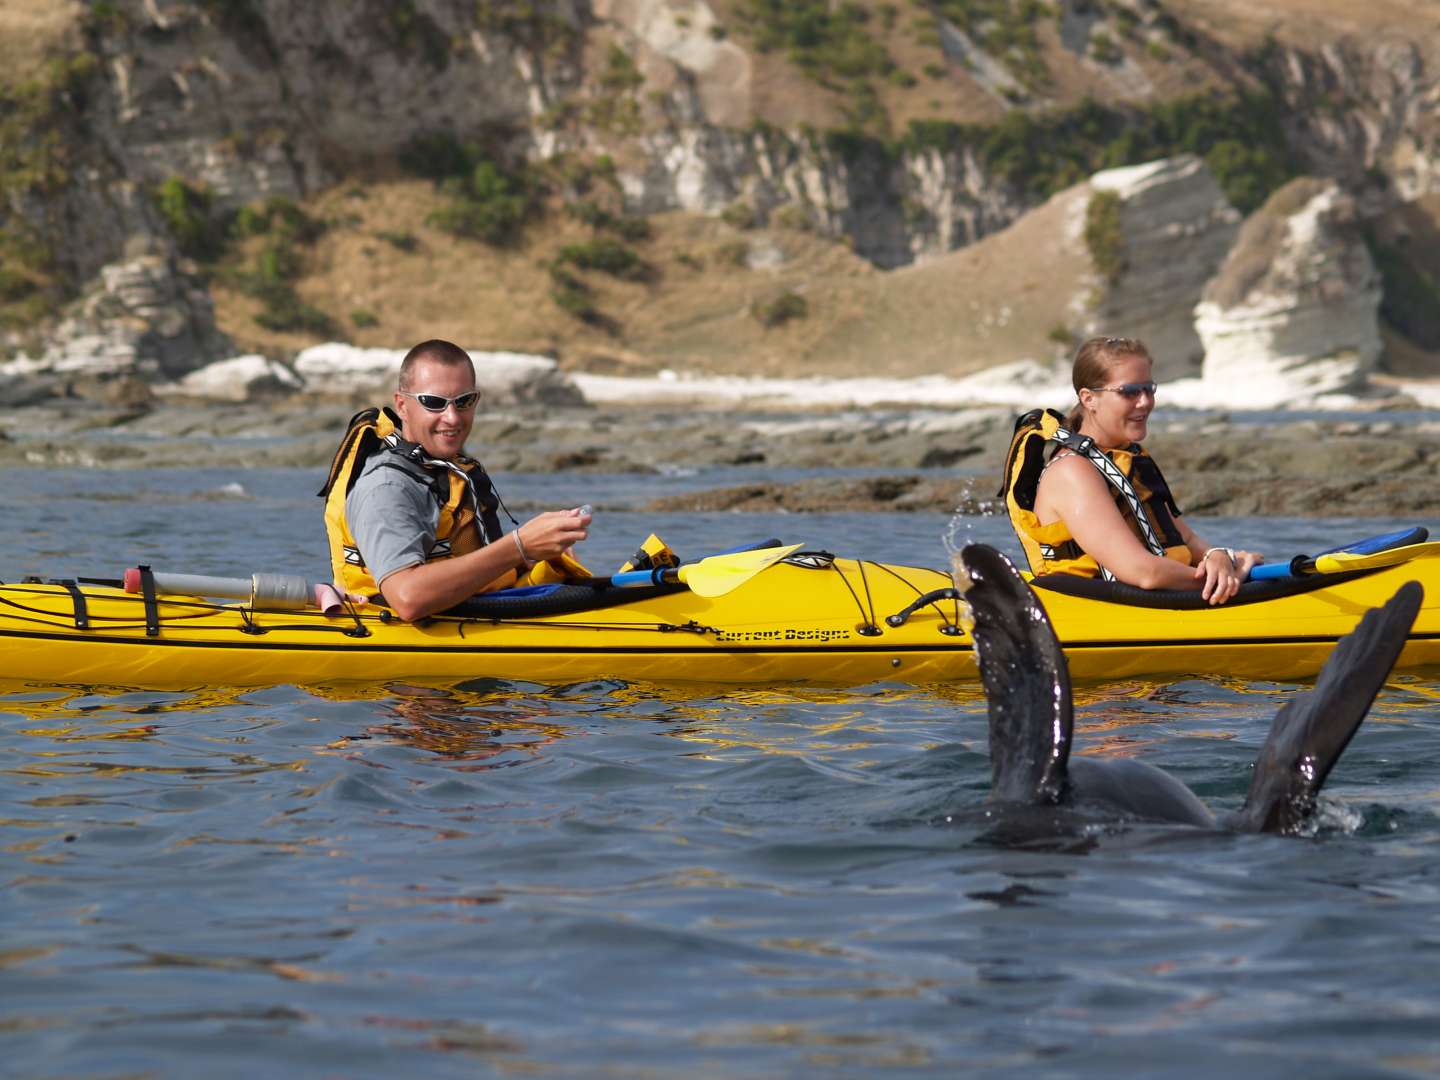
1, 0, 1437, 391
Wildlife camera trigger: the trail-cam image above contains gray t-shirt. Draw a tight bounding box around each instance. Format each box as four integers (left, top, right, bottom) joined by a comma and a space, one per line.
345, 453, 442, 586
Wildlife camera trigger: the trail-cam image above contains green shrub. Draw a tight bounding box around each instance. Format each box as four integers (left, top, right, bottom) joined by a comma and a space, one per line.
153, 177, 228, 262
401, 131, 475, 181
1089, 31, 1122, 64
1368, 233, 1440, 349
377, 230, 418, 252
752, 291, 808, 327
0, 266, 37, 303
475, 0, 580, 54
713, 240, 750, 267
721, 200, 756, 229
351, 308, 380, 328
772, 204, 814, 232
1084, 190, 1124, 283
565, 200, 651, 241
246, 278, 334, 335
382, 0, 451, 67
428, 160, 536, 246
897, 91, 1296, 213
555, 237, 647, 280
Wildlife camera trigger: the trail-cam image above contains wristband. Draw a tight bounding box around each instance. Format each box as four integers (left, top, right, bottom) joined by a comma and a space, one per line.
1201, 546, 1235, 564
512, 529, 533, 568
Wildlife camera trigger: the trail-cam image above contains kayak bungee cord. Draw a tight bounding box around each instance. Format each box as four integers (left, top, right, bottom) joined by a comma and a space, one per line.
867, 561, 965, 635
448, 615, 717, 637
812, 557, 881, 636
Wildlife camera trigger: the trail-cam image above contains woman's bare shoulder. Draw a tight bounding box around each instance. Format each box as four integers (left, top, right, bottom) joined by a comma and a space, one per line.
1040, 451, 1104, 487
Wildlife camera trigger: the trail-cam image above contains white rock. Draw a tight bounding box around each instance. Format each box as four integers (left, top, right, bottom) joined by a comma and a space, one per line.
1088, 156, 1243, 380
1195, 178, 1381, 407
291, 343, 583, 405
157, 354, 302, 401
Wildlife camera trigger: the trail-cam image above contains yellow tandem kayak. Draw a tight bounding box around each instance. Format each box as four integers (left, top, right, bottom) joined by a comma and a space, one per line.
0, 547, 1436, 689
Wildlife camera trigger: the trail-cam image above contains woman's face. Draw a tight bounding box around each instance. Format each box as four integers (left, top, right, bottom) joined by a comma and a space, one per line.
1078, 351, 1155, 446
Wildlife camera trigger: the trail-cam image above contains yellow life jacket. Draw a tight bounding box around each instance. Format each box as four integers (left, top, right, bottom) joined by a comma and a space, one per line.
997, 408, 1190, 580
318, 406, 586, 603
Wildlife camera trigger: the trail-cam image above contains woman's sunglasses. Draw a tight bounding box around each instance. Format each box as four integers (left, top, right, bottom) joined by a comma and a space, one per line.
401, 390, 481, 412
1089, 381, 1157, 400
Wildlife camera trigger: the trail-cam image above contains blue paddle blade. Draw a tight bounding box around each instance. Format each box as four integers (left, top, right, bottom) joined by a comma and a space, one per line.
1250, 526, 1431, 581
1316, 526, 1428, 558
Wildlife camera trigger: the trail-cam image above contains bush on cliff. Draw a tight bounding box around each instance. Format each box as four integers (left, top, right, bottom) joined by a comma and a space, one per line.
402, 132, 538, 247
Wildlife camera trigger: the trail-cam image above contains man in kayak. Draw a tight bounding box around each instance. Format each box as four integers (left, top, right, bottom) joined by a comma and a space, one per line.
320, 339, 590, 620
999, 336, 1261, 604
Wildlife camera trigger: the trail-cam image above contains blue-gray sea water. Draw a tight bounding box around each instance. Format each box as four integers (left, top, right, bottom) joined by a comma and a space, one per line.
3, 467, 1439, 1078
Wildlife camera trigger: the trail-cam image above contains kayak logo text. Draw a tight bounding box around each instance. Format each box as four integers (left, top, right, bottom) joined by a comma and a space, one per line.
712, 627, 853, 643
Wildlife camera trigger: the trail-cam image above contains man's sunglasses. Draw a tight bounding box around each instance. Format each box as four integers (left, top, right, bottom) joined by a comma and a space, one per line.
1089, 381, 1157, 400
401, 390, 481, 412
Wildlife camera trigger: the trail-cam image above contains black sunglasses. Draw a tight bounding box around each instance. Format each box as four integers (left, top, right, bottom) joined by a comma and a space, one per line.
1089, 381, 1157, 400
401, 390, 481, 412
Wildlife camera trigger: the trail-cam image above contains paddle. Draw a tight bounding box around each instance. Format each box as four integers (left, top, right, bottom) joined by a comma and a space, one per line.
1249, 540, 1440, 581
1248, 527, 1428, 581
606, 543, 805, 597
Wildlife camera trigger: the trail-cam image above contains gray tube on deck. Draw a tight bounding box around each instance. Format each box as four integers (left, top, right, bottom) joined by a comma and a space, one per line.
146, 571, 315, 610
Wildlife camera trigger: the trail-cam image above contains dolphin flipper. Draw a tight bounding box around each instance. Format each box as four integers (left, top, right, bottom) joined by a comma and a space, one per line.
959, 544, 1071, 804
1227, 581, 1423, 834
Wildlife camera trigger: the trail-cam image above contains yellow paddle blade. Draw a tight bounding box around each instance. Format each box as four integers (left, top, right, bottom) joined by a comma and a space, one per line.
675, 543, 807, 598
1314, 541, 1440, 575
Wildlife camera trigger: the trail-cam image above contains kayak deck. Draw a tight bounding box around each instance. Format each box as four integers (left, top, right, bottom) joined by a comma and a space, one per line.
1, 551, 1437, 689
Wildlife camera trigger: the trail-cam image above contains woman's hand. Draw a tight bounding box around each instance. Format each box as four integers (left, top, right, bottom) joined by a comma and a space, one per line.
1195, 547, 1246, 605
1232, 549, 1263, 579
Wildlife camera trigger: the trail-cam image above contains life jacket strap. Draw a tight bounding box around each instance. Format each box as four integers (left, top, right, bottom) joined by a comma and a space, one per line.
1049, 425, 1166, 579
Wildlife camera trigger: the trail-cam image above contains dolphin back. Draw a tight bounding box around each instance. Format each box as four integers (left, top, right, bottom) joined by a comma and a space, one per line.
1227, 581, 1424, 834
959, 544, 1072, 805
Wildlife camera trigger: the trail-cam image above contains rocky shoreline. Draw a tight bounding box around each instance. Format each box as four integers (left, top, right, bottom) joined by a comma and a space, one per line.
1, 395, 1436, 520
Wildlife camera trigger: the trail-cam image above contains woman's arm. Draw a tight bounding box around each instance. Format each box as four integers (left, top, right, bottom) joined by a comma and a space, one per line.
1037, 456, 1202, 590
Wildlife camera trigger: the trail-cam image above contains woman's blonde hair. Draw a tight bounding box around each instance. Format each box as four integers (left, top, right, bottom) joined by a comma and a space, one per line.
1064, 336, 1153, 432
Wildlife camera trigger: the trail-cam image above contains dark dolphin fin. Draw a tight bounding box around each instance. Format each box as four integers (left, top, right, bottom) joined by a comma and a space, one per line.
1227, 581, 1423, 834
959, 543, 1071, 805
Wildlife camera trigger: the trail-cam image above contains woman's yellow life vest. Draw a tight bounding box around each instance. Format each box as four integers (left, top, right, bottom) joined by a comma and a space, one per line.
318, 407, 586, 604
997, 408, 1190, 579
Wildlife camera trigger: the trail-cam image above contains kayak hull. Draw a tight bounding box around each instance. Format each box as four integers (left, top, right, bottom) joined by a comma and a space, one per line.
0, 558, 971, 688
1034, 552, 1440, 681
1, 553, 1436, 688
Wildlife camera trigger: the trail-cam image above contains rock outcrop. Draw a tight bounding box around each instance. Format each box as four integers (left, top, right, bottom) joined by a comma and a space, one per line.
291, 343, 585, 407
0, 236, 228, 395
1194, 177, 1381, 405
1086, 156, 1242, 380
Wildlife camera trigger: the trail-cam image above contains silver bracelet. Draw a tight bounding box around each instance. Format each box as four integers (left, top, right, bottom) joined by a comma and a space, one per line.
512, 529, 533, 567
1201, 546, 1235, 563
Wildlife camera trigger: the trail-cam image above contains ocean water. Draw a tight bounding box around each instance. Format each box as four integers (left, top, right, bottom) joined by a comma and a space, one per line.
3, 468, 1439, 1078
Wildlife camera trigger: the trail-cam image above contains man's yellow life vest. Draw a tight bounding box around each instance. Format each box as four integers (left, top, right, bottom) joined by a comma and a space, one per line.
997, 408, 1190, 579
318, 407, 584, 604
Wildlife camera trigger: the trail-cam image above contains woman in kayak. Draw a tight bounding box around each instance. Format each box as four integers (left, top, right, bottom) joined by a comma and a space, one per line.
1002, 336, 1262, 604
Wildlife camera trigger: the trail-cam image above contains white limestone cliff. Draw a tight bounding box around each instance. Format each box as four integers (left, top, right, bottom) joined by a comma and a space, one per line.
1194, 178, 1382, 406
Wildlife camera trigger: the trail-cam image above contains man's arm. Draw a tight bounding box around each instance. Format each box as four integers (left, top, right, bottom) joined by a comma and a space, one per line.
377, 509, 591, 622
